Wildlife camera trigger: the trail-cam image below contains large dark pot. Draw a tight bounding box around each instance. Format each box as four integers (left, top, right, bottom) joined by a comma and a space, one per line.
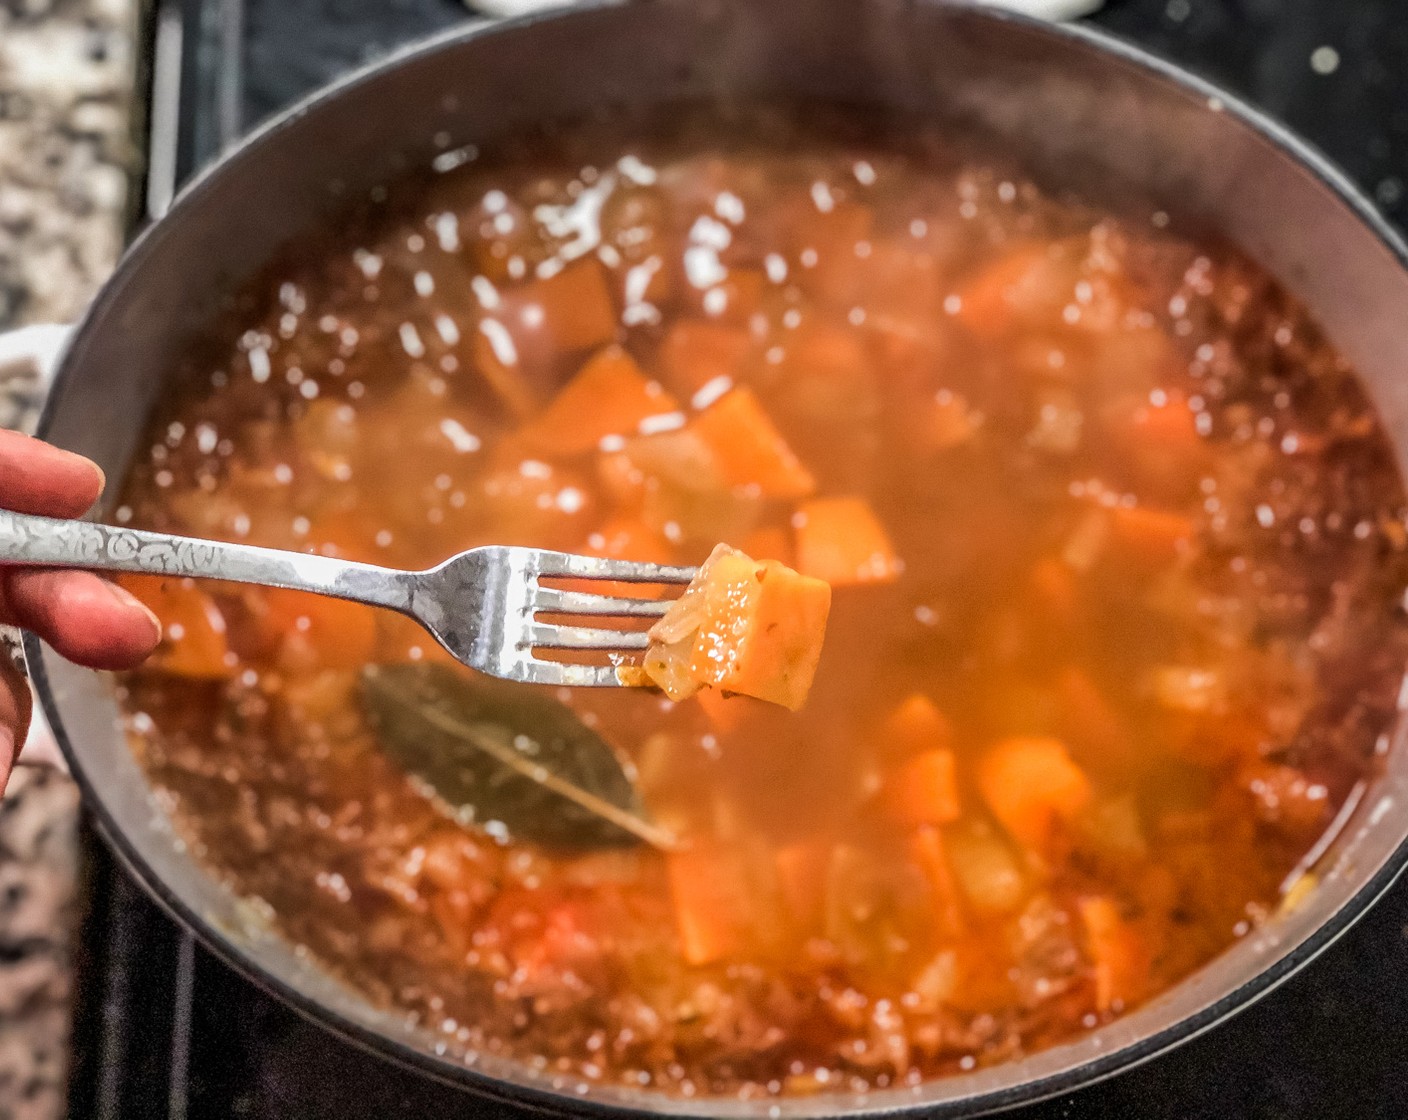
28, 1, 1408, 1115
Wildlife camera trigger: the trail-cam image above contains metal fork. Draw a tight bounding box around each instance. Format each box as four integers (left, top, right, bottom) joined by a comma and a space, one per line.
0, 510, 697, 687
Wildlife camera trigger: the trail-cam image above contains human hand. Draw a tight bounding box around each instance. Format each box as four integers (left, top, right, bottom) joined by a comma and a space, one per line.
0, 429, 161, 791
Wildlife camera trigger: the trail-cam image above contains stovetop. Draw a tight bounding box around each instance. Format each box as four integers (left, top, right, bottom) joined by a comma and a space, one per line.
68, 1, 1408, 1117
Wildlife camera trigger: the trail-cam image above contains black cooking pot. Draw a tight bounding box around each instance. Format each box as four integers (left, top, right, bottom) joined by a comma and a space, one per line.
28, 1, 1408, 1115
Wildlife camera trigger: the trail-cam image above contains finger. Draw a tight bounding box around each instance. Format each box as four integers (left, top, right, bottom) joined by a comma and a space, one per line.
4, 569, 161, 670
0, 655, 31, 794
0, 429, 105, 518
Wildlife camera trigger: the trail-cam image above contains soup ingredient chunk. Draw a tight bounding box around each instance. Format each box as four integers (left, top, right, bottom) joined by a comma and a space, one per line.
977, 736, 1093, 852
793, 495, 902, 585
520, 346, 679, 454
642, 543, 830, 709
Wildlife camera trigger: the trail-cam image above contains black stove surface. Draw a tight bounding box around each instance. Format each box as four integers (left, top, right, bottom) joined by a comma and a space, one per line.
69, 2, 1408, 1117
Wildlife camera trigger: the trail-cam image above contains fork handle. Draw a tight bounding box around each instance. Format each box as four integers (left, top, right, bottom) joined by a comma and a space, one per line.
0, 509, 415, 613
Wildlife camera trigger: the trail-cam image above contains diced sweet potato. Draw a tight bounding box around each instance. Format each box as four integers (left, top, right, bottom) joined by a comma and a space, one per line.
506, 258, 619, 354
873, 694, 953, 759
1104, 389, 1209, 499
642, 543, 831, 710
656, 320, 753, 398
977, 736, 1093, 851
118, 575, 233, 680
666, 843, 783, 965
882, 749, 961, 827
595, 451, 651, 511
1077, 895, 1150, 1013
619, 427, 727, 494
739, 525, 794, 567
617, 388, 813, 520
520, 347, 679, 455
689, 388, 816, 499
793, 496, 901, 586
917, 391, 980, 454
477, 454, 596, 550
617, 423, 770, 547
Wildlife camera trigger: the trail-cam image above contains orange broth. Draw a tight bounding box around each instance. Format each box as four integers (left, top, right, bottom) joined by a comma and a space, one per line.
114, 108, 1408, 1097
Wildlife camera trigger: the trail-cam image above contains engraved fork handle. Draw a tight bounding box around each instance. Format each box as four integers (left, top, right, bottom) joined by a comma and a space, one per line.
0, 509, 416, 613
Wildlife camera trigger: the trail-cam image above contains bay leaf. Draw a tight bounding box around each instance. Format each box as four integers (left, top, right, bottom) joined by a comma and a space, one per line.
359, 663, 673, 852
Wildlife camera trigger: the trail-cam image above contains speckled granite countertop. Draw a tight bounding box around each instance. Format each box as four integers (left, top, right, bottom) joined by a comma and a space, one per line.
0, 1, 139, 1117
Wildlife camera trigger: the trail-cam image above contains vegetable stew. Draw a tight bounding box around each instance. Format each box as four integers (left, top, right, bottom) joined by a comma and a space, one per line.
114, 107, 1408, 1098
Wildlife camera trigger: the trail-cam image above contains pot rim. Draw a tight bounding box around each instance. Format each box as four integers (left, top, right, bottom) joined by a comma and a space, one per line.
30, 1, 1408, 1116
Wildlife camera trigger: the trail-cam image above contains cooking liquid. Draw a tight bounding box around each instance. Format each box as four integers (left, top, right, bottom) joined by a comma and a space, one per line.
115, 108, 1408, 1097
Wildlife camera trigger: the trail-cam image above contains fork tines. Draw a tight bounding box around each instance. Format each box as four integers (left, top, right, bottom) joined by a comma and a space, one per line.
526, 550, 696, 654
531, 551, 697, 584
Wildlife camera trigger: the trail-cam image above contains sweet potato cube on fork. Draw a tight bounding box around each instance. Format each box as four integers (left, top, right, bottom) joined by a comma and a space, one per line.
644, 544, 831, 710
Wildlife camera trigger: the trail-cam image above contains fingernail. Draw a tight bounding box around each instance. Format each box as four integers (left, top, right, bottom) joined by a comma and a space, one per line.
105, 581, 162, 640
89, 460, 106, 494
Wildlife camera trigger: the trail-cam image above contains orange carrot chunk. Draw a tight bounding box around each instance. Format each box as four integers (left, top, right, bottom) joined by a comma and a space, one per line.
793, 496, 902, 586
977, 736, 1093, 850
521, 347, 679, 455
1077, 895, 1150, 1013
643, 543, 831, 710
688, 388, 816, 499
883, 749, 962, 827
666, 846, 752, 966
